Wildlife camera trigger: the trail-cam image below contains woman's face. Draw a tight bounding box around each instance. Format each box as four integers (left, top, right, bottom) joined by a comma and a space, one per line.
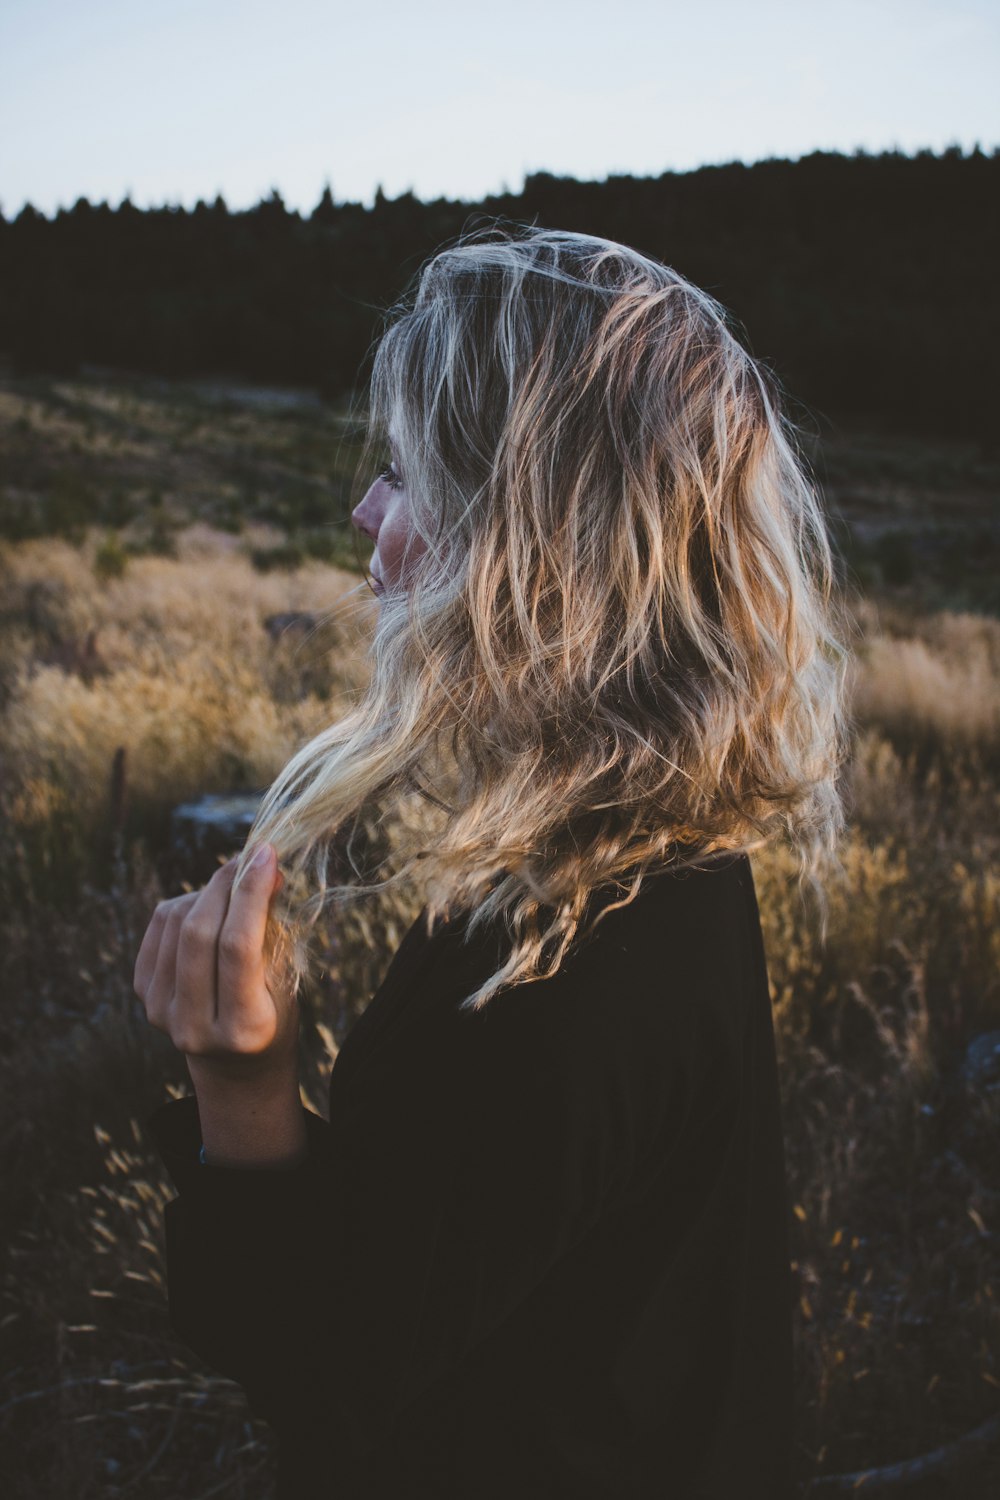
351, 458, 426, 599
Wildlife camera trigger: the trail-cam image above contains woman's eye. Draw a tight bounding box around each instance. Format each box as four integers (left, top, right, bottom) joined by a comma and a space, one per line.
378, 463, 403, 491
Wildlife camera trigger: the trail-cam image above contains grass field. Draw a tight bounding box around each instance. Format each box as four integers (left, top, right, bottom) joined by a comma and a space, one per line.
1, 369, 998, 1497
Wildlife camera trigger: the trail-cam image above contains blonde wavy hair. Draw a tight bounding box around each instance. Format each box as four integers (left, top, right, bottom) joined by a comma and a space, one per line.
236, 224, 855, 1014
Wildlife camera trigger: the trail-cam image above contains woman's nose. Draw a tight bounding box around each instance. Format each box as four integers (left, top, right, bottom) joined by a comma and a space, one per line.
352, 483, 383, 541
351, 506, 373, 540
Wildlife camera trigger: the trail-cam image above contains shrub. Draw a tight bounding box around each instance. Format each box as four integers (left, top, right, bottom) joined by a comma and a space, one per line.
249, 541, 305, 572
94, 532, 129, 582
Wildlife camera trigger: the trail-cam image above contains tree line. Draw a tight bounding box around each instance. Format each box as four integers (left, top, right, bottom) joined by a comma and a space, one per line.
1, 145, 997, 444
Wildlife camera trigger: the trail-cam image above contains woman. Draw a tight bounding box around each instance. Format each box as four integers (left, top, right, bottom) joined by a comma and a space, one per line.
137, 227, 852, 1499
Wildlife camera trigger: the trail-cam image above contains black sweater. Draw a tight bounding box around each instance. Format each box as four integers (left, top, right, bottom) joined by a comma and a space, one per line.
145, 850, 794, 1500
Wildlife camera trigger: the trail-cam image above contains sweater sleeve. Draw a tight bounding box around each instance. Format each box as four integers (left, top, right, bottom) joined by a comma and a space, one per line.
144, 972, 647, 1458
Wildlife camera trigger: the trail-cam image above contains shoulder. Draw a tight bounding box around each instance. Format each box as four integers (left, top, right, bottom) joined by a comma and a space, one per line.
335, 856, 761, 1187
445, 851, 758, 1069
540, 850, 756, 1010
573, 848, 754, 956
341, 853, 759, 1100
432, 853, 758, 1176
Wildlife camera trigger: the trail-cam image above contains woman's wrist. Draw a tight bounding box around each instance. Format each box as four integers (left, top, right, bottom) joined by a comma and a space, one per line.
187, 1058, 308, 1169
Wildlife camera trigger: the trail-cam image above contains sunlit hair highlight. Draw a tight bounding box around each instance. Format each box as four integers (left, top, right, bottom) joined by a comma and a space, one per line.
236, 224, 855, 1013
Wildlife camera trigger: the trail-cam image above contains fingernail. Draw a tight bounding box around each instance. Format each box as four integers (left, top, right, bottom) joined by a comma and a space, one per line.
250, 843, 273, 871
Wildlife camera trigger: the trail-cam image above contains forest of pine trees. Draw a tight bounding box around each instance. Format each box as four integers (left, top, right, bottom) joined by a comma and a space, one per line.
2, 145, 996, 445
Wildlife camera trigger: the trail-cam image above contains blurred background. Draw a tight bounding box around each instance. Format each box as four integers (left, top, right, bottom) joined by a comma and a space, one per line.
1, 2, 998, 1496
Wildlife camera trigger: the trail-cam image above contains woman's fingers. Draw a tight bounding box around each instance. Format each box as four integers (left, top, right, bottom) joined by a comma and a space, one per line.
215, 845, 282, 1048
136, 891, 199, 1032
133, 847, 292, 1069
133, 902, 168, 1001
171, 858, 240, 1050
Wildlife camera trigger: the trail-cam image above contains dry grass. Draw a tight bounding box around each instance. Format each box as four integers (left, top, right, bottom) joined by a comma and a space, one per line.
1, 380, 999, 1496
848, 601, 1000, 749
0, 531, 379, 909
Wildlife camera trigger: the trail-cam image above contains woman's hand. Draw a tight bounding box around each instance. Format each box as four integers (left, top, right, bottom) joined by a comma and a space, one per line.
134, 844, 297, 1088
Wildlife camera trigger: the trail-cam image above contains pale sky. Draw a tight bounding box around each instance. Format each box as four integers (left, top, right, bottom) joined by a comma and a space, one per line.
1, 0, 997, 218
